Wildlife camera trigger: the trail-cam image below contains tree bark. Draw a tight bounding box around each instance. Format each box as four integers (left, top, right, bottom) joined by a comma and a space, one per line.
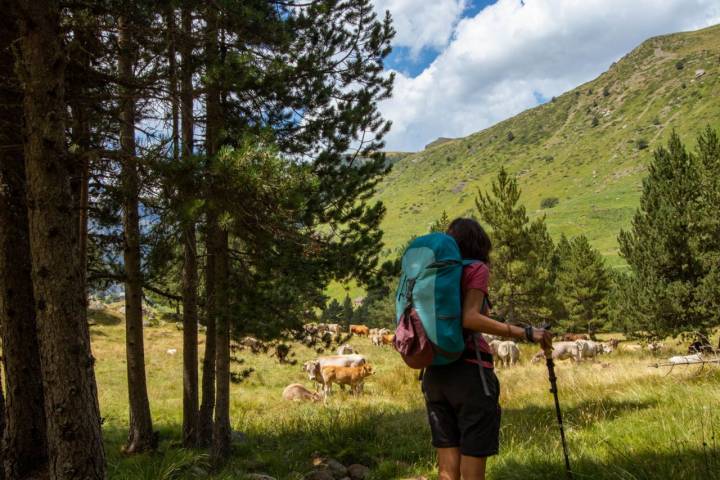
212, 229, 231, 463
17, 1, 106, 477
179, 4, 199, 443
197, 215, 217, 447
118, 14, 155, 454
197, 4, 221, 448
0, 12, 49, 479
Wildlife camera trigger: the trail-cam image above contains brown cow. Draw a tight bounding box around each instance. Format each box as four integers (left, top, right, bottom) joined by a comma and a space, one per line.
381, 334, 395, 345
349, 324, 370, 336
321, 364, 374, 397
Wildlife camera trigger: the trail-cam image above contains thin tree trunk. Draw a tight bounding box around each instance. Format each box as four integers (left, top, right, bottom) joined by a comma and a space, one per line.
197, 4, 220, 448
173, 3, 200, 448
212, 229, 231, 463
197, 215, 217, 447
182, 224, 199, 447
17, 1, 105, 477
0, 372, 4, 480
118, 14, 155, 454
167, 7, 179, 163
0, 13, 49, 479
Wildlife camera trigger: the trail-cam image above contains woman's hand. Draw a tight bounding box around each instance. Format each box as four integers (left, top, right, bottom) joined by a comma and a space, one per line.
532, 328, 553, 351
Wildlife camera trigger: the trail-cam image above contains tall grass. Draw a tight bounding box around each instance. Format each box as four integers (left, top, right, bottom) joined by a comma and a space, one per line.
91, 313, 719, 479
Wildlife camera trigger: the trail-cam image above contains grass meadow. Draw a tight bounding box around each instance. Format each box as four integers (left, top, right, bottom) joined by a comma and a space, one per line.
89, 307, 720, 480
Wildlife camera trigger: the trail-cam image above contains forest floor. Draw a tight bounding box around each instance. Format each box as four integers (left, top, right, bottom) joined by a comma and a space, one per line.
90, 308, 720, 480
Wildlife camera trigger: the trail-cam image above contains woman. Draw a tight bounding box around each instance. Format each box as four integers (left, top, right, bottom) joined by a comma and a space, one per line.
421, 218, 552, 480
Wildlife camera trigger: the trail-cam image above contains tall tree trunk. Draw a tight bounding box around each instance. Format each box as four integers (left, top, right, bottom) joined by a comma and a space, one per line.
197, 4, 220, 448
197, 216, 217, 447
182, 224, 199, 447
0, 371, 4, 480
118, 14, 155, 454
167, 7, 179, 164
212, 229, 231, 463
17, 1, 106, 477
179, 4, 199, 445
0, 29, 49, 475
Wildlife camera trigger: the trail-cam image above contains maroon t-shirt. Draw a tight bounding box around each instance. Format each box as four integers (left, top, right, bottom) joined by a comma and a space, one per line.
461, 262, 494, 369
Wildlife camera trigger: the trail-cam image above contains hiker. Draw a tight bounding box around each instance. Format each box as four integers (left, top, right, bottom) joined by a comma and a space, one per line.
422, 218, 552, 480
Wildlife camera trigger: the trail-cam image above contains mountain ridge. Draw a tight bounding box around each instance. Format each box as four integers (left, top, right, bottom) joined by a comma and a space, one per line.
374, 23, 720, 268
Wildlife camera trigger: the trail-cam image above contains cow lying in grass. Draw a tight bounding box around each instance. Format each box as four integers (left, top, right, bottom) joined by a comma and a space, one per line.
320, 364, 374, 399
282, 383, 321, 402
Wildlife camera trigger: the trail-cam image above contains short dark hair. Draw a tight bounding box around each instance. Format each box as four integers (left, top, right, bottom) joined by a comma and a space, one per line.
447, 217, 492, 263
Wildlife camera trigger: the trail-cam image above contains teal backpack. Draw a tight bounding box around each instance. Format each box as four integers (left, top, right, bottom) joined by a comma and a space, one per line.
393, 233, 477, 368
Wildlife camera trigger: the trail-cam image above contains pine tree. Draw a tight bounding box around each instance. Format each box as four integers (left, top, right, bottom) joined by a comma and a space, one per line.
429, 210, 451, 233
618, 131, 703, 338
321, 299, 343, 324
556, 235, 610, 336
16, 0, 106, 476
475, 167, 557, 325
342, 294, 355, 327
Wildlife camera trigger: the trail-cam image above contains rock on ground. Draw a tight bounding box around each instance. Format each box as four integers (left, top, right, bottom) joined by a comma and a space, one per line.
347, 464, 370, 480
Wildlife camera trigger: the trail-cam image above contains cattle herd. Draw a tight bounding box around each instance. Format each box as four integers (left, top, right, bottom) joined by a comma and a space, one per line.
274, 324, 718, 403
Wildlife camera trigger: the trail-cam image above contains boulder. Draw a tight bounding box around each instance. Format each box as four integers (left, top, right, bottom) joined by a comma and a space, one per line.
326, 458, 347, 479
347, 464, 369, 480
305, 470, 335, 480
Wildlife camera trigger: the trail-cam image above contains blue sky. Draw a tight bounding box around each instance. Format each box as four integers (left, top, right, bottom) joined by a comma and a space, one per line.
385, 1, 496, 77
374, 0, 720, 152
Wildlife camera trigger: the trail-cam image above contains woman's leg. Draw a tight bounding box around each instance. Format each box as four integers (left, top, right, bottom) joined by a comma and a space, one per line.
437, 447, 461, 480
460, 455, 487, 480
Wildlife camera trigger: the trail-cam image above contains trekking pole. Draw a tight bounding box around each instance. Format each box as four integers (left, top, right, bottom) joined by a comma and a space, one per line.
541, 324, 573, 479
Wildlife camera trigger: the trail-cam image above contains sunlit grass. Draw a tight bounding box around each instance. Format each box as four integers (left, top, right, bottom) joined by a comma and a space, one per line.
92, 307, 720, 479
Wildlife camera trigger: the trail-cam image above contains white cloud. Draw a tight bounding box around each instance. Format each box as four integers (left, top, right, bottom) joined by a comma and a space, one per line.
374, 0, 467, 56
380, 0, 720, 151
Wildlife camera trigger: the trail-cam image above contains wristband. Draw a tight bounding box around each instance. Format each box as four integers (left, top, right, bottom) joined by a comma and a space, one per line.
524, 326, 534, 342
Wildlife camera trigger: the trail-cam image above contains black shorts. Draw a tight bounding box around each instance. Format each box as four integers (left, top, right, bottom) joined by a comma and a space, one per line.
422, 360, 501, 457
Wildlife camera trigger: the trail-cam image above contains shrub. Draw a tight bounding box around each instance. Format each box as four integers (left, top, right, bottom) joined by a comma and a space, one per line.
506, 131, 515, 142
603, 86, 610, 97
540, 197, 560, 209
637, 138, 649, 150
591, 116, 599, 127
675, 60, 684, 70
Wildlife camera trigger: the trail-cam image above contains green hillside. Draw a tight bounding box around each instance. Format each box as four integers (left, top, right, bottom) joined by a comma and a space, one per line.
375, 24, 720, 269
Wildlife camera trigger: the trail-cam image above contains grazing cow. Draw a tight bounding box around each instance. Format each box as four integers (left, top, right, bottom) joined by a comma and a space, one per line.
350, 324, 370, 336
371, 334, 382, 346
490, 340, 520, 367
563, 333, 590, 341
303, 354, 367, 391
381, 334, 395, 345
647, 342, 664, 353
282, 383, 321, 402
336, 344, 357, 355
321, 364, 374, 398
326, 323, 342, 334
532, 341, 582, 363
600, 342, 615, 354
369, 328, 380, 336
576, 340, 605, 360
378, 328, 392, 336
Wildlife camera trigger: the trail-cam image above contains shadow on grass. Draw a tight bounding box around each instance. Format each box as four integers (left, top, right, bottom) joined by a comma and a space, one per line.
90, 309, 123, 326
102, 397, 705, 480
491, 448, 720, 480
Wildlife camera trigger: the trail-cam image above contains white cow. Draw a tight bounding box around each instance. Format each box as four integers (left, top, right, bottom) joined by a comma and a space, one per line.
282, 383, 321, 402
489, 340, 520, 367
532, 341, 582, 363
668, 354, 703, 365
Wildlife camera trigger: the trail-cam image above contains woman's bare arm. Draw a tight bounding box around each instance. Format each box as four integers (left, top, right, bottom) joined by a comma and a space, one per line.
462, 289, 553, 348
